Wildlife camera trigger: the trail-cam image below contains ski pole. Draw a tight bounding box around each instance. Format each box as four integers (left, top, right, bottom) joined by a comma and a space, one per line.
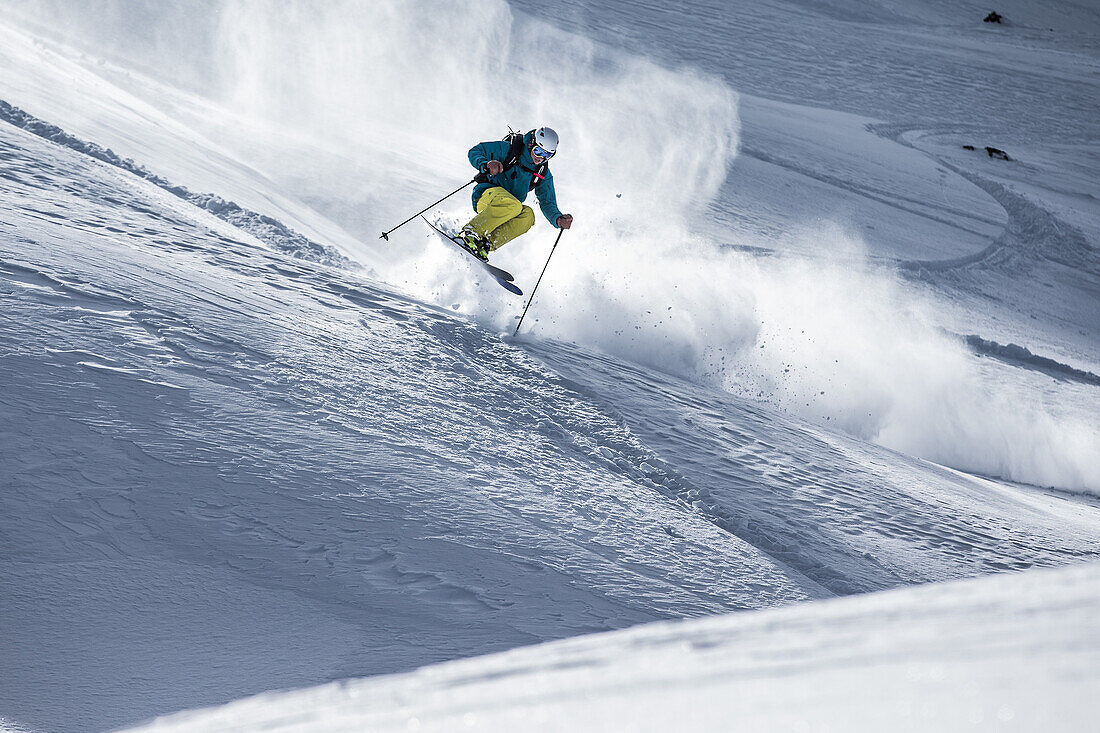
379, 178, 476, 240
514, 228, 565, 336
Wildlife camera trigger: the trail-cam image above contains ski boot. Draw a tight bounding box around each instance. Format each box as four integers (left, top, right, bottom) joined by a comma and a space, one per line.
457, 228, 491, 261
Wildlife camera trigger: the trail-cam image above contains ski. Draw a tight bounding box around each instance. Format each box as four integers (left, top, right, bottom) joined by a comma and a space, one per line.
422, 216, 522, 296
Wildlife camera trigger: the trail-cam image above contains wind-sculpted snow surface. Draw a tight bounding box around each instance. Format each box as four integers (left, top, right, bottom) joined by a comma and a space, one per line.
527, 340, 1100, 594
0, 123, 800, 731
123, 562, 1100, 732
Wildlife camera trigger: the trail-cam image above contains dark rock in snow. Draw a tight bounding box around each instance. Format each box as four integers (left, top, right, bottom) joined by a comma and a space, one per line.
960, 144, 1011, 161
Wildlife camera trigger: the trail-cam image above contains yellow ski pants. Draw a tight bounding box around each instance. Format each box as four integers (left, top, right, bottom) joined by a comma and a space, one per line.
466, 187, 535, 251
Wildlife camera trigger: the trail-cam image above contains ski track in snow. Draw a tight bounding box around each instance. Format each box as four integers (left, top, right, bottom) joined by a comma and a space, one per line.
2, 115, 1099, 731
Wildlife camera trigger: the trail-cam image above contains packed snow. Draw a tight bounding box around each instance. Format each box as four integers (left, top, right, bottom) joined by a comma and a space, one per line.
0, 0, 1097, 731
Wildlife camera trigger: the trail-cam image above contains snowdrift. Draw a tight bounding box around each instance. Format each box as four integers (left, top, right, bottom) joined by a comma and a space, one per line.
122, 561, 1100, 732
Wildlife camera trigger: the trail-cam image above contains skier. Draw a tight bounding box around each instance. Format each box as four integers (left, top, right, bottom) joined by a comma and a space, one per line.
457, 126, 573, 260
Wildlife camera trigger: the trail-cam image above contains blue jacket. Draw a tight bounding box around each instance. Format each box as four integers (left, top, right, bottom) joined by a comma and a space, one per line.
468, 132, 563, 227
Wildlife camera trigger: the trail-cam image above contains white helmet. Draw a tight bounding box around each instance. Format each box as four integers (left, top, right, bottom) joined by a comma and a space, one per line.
531, 126, 559, 156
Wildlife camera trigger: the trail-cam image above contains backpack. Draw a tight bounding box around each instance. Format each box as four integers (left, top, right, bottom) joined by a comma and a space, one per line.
476, 128, 549, 190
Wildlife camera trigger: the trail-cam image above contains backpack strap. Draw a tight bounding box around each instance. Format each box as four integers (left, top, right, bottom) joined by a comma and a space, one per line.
505, 130, 550, 190
475, 130, 549, 189
503, 131, 526, 168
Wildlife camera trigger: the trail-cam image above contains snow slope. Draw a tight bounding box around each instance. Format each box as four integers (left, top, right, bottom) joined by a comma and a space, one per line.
0, 121, 807, 730
1, 0, 1098, 730
122, 561, 1100, 733
3, 0, 1095, 492
2, 112, 1098, 732
2, 4, 1100, 490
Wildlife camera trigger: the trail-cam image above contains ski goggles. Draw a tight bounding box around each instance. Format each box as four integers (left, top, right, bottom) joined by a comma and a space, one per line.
531, 144, 555, 160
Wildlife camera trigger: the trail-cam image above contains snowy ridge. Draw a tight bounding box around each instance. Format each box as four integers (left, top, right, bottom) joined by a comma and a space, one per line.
122, 561, 1100, 732
0, 99, 357, 271
963, 334, 1100, 387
